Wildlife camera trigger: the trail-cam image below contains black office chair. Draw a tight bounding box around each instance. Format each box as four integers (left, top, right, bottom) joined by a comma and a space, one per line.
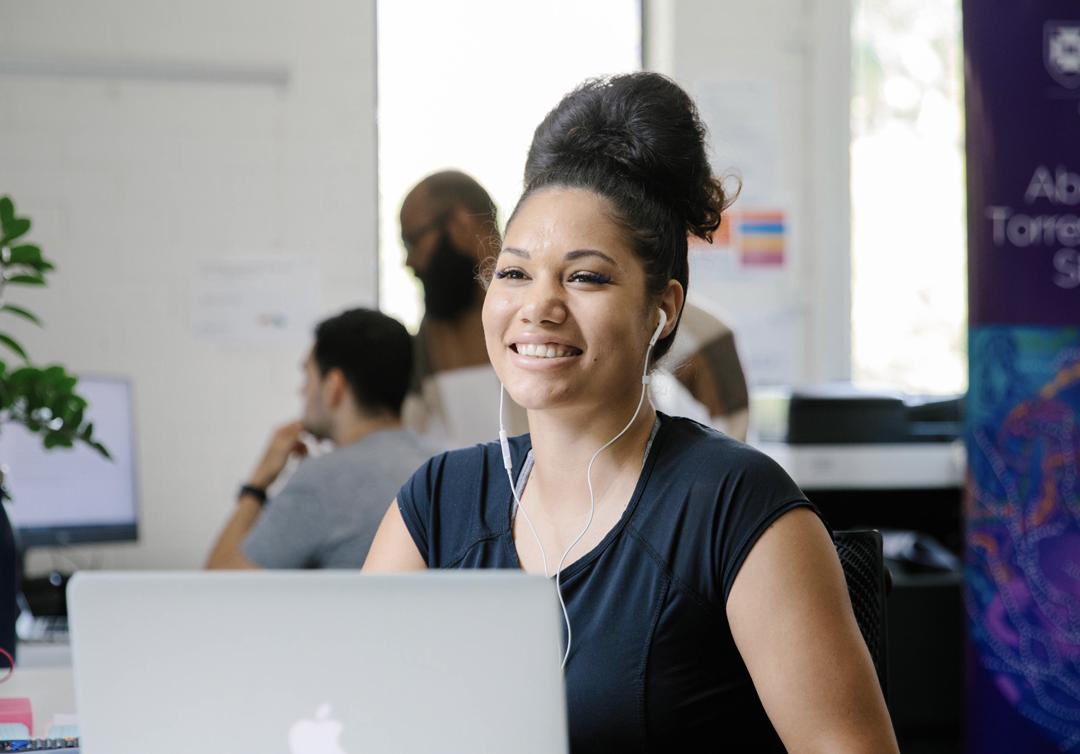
833, 529, 890, 700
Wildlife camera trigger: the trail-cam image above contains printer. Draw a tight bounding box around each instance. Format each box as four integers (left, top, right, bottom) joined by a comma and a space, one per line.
751, 385, 965, 490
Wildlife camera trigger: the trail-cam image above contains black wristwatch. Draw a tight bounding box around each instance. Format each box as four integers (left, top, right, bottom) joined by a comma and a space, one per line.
238, 484, 268, 506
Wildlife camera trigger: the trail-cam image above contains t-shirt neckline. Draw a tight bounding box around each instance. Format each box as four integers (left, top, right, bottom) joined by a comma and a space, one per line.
505, 415, 664, 580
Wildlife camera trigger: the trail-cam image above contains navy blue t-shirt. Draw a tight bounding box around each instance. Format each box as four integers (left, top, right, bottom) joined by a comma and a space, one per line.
397, 413, 824, 753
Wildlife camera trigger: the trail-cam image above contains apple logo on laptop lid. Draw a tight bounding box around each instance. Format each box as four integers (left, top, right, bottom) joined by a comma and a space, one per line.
289, 703, 347, 754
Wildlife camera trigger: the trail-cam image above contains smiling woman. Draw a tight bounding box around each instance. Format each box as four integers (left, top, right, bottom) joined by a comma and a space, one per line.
483, 189, 672, 412
366, 73, 899, 754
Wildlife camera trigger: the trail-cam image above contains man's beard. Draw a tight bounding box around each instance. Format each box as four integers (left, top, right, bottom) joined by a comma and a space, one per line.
418, 232, 480, 321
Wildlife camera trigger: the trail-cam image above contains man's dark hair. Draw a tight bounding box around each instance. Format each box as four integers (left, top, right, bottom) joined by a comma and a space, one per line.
313, 308, 412, 417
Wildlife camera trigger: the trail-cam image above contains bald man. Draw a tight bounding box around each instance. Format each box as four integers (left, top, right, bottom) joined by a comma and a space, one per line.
400, 171, 496, 374
398, 171, 528, 446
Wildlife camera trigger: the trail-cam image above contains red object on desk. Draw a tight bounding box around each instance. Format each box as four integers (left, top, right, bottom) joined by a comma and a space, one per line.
0, 697, 33, 735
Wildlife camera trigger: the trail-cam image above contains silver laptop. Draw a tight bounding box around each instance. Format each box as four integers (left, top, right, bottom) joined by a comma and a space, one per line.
67, 571, 568, 754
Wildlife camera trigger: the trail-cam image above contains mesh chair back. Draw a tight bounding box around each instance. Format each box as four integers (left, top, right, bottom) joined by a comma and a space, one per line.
834, 529, 889, 698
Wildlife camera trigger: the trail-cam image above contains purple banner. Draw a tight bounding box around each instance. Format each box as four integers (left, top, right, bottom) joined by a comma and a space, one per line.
965, 3, 1080, 753
965, 2, 1080, 326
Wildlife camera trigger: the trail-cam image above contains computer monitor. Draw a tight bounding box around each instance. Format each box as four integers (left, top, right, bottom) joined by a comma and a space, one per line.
1, 375, 138, 548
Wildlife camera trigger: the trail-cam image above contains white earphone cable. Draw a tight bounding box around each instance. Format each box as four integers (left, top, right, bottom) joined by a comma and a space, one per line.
500, 386, 550, 579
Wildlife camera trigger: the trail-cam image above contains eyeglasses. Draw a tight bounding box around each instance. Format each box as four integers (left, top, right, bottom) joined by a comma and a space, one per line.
401, 210, 450, 253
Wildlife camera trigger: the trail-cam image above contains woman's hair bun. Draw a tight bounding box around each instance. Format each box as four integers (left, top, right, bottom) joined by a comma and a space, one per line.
524, 73, 727, 242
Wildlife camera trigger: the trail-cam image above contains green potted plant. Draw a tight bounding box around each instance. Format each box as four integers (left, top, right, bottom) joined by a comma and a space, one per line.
0, 195, 109, 662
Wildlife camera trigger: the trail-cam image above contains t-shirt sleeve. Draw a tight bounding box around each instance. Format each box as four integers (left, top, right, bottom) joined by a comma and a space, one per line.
396, 454, 440, 565
394, 443, 505, 568
716, 449, 827, 605
241, 480, 328, 568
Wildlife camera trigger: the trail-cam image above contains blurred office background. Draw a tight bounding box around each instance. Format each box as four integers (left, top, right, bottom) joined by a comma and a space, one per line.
0, 0, 968, 570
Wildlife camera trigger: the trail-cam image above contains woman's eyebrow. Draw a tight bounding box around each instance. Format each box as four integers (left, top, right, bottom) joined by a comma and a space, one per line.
499, 247, 618, 266
564, 249, 617, 266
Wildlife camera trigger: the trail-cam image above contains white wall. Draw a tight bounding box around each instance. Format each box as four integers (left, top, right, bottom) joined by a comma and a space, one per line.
645, 0, 851, 385
0, 0, 378, 569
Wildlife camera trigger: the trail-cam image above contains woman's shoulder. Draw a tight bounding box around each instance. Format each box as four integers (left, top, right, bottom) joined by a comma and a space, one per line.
400, 433, 530, 512
645, 414, 818, 606
658, 414, 789, 476
396, 434, 529, 566
652, 414, 806, 509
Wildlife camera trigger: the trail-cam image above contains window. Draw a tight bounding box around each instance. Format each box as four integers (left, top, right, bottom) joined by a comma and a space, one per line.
851, 0, 966, 394
377, 1, 642, 330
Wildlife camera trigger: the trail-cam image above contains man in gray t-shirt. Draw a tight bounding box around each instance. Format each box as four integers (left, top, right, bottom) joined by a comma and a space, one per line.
206, 308, 432, 570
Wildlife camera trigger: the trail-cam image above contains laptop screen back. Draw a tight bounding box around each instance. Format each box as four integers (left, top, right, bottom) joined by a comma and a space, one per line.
68, 571, 568, 754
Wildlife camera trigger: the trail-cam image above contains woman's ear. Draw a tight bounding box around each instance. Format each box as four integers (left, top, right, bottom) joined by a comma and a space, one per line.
658, 279, 685, 340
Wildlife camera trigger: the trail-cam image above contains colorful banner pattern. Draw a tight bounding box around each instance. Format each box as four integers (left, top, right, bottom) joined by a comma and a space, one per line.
967, 328, 1080, 752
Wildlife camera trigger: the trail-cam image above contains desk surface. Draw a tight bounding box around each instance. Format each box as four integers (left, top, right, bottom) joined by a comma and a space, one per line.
754, 440, 966, 490
16, 641, 72, 669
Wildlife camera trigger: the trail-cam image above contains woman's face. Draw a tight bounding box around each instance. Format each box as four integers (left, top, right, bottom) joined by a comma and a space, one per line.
483, 187, 674, 412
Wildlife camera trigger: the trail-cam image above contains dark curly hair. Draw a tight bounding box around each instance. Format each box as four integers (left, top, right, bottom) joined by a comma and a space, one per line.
509, 72, 734, 362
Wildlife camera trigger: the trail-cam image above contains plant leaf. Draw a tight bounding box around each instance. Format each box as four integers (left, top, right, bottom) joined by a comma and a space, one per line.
6, 274, 45, 286
0, 196, 31, 246
8, 365, 37, 385
0, 304, 42, 327
0, 333, 28, 362
8, 245, 43, 266
0, 198, 29, 245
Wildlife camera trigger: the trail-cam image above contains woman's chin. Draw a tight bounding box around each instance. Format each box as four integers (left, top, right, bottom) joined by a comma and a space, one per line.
503, 381, 573, 412
506, 392, 557, 412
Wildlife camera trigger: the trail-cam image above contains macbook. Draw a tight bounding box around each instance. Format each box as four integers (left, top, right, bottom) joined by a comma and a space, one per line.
67, 571, 568, 754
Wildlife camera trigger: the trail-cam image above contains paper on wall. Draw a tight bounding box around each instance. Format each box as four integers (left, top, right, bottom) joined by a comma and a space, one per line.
191, 257, 321, 346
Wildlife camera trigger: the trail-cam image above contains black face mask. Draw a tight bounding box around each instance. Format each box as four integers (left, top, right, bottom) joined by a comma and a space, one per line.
418, 231, 479, 321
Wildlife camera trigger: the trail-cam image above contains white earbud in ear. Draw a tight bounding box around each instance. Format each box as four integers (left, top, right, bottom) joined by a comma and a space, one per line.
649, 309, 668, 348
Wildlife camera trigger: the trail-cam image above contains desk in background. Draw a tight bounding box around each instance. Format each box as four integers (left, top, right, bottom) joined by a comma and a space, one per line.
755, 440, 965, 551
